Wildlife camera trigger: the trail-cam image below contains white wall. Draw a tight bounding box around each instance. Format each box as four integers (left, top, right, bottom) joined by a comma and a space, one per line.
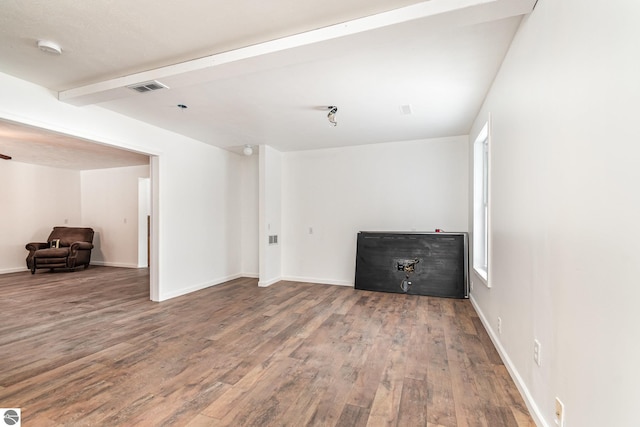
240, 153, 259, 277
469, 1, 640, 426
258, 145, 283, 286
282, 137, 469, 285
0, 72, 244, 301
0, 161, 81, 273
81, 165, 149, 268
154, 138, 243, 299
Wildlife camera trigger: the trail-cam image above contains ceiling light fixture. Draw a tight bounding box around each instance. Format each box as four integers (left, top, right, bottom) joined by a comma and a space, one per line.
327, 106, 338, 127
243, 145, 253, 156
37, 40, 62, 55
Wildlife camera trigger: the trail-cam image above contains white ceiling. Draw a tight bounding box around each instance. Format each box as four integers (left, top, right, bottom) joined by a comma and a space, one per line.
0, 119, 149, 170
0, 0, 536, 168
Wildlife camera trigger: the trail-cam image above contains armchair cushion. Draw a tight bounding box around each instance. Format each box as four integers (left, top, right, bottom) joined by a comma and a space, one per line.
48, 227, 93, 247
34, 247, 70, 258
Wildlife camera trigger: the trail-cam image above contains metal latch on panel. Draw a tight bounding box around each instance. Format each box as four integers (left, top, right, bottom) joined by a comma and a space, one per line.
397, 258, 420, 292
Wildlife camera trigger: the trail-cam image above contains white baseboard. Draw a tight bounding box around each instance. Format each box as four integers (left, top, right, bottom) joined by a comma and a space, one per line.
469, 295, 547, 427
280, 276, 353, 287
91, 261, 140, 268
252, 274, 351, 287
258, 276, 281, 287
0, 262, 141, 274
0, 266, 29, 275
159, 273, 244, 301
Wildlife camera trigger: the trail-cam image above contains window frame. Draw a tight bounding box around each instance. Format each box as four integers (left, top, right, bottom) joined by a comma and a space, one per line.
473, 119, 491, 287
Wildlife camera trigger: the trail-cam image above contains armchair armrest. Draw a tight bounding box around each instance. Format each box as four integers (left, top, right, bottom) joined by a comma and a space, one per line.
26, 242, 49, 252
69, 241, 94, 254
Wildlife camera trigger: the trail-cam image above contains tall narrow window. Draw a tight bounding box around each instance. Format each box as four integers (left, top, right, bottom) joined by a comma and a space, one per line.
473, 120, 490, 284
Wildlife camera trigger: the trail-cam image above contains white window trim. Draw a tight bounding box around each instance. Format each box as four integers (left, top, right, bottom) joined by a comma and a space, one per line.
473, 117, 491, 287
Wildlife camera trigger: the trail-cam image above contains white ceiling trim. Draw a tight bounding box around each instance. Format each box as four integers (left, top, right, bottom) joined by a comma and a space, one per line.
58, 0, 536, 107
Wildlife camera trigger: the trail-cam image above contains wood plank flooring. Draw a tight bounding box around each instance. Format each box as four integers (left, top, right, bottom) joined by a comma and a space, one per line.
0, 266, 535, 426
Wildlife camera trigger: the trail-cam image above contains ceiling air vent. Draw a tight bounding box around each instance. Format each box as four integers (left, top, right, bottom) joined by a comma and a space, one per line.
127, 80, 169, 93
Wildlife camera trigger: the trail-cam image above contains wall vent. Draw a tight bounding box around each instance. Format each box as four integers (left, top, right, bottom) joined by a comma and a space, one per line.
127, 80, 169, 93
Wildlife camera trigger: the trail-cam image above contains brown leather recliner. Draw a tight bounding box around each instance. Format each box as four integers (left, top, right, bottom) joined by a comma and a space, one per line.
26, 227, 94, 274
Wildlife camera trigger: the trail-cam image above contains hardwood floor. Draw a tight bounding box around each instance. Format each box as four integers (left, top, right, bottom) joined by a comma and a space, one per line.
0, 266, 534, 426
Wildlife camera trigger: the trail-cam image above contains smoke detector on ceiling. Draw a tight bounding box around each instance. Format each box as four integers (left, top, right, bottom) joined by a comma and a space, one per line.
37, 40, 62, 55
127, 80, 169, 93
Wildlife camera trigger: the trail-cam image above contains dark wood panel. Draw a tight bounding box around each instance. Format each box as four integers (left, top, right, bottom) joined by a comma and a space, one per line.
355, 232, 468, 298
0, 266, 534, 426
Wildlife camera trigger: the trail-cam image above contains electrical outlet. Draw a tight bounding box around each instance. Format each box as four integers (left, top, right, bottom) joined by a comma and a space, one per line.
497, 317, 502, 334
533, 339, 541, 366
470, 280, 474, 291
555, 397, 565, 426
